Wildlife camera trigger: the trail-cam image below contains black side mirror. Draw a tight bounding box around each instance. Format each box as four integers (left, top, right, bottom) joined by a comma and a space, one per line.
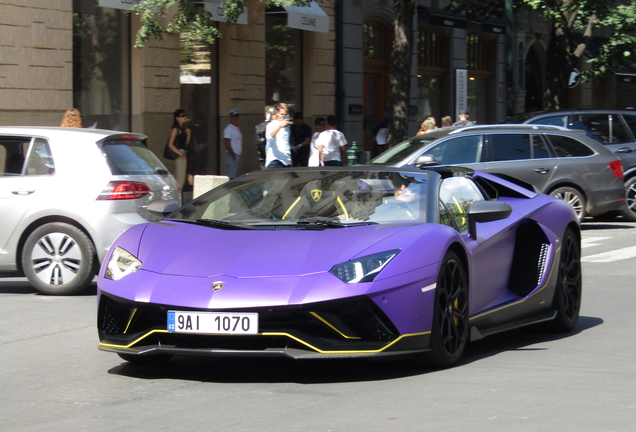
468, 201, 512, 240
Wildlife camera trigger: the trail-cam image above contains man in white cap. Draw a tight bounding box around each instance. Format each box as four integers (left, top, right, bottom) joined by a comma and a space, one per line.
224, 109, 242, 179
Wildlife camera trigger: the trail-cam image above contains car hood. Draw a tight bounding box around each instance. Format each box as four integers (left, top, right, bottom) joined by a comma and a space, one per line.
136, 221, 418, 278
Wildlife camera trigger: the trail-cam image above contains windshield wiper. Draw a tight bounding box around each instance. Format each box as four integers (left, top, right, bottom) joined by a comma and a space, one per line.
169, 218, 252, 230
296, 218, 346, 228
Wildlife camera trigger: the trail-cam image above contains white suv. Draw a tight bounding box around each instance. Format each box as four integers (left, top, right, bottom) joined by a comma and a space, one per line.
0, 127, 180, 294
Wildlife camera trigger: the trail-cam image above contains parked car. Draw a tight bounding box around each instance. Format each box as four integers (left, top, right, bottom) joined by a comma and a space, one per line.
369, 124, 625, 222
502, 109, 636, 221
0, 127, 181, 295
97, 166, 580, 368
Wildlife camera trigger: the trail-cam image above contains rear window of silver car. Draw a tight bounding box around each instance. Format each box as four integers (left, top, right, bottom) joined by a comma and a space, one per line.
101, 138, 168, 176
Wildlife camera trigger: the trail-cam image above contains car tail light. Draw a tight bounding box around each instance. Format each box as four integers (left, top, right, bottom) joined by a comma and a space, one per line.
97, 181, 152, 200
608, 160, 624, 179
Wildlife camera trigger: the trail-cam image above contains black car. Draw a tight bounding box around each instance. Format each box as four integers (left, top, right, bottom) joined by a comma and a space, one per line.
502, 109, 636, 221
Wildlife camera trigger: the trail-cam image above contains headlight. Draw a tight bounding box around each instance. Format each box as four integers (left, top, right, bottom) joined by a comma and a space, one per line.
330, 250, 400, 284
104, 247, 142, 280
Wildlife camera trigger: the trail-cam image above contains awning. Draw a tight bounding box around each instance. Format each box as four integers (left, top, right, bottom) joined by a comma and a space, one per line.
269, 1, 330, 33
204, 0, 248, 25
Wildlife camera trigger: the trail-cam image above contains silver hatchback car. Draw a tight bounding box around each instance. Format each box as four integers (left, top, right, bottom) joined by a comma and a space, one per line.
0, 127, 180, 295
370, 124, 625, 222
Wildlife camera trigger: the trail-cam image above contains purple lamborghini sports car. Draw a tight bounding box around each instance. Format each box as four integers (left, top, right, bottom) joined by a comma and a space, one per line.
97, 166, 582, 368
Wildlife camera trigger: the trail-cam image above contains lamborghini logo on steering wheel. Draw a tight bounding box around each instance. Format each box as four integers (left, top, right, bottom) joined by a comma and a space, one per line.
311, 189, 322, 202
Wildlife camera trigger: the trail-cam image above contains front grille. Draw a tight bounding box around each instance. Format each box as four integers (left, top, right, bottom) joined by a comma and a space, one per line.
98, 293, 400, 352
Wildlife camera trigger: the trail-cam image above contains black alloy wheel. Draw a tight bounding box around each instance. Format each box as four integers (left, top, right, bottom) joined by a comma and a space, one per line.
620, 176, 636, 222
551, 228, 582, 332
420, 250, 469, 368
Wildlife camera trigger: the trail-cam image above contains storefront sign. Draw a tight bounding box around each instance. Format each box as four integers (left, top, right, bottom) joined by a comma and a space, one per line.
283, 1, 329, 33
98, 0, 143, 10
455, 69, 468, 117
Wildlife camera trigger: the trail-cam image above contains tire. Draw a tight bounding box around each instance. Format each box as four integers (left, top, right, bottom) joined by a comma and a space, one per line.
118, 353, 173, 365
420, 251, 469, 368
620, 176, 636, 222
550, 228, 582, 332
550, 187, 586, 223
21, 222, 96, 295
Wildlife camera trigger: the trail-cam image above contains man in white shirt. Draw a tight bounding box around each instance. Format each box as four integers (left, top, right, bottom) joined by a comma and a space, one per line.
308, 117, 326, 167
223, 109, 242, 179
316, 115, 347, 166
265, 103, 292, 169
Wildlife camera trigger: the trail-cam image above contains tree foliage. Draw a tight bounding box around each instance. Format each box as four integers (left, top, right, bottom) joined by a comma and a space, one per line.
131, 1, 310, 48
450, 0, 636, 109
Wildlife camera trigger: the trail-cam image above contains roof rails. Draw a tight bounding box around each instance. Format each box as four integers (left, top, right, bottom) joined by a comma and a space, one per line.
448, 124, 570, 135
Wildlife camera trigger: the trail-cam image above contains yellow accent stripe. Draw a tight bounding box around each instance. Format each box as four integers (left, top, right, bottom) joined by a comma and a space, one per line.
309, 312, 361, 339
260, 331, 430, 354
99, 329, 430, 354
470, 245, 560, 321
123, 308, 137, 334
336, 196, 349, 219
282, 197, 302, 220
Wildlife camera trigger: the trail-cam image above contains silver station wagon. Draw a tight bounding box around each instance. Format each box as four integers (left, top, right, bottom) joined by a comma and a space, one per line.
0, 127, 180, 295
370, 124, 625, 222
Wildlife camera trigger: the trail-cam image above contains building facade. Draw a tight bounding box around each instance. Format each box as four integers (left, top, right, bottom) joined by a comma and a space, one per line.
1, 0, 632, 178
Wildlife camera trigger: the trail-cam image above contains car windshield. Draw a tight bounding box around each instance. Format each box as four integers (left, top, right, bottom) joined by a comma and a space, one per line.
370, 137, 437, 164
102, 138, 169, 175
169, 170, 429, 228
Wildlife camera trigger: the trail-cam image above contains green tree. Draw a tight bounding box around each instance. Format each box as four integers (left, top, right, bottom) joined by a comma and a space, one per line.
450, 0, 636, 110
131, 1, 310, 48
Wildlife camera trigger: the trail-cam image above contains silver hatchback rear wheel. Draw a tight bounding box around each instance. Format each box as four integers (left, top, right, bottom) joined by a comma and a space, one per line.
21, 222, 96, 295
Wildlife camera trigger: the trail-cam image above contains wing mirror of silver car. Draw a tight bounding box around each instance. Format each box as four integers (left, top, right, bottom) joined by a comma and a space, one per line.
415, 154, 437, 167
467, 201, 513, 240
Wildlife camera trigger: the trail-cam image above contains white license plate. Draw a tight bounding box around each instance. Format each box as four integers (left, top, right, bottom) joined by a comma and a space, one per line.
167, 311, 258, 335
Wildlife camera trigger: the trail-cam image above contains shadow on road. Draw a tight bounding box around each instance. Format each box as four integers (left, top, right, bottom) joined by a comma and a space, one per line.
0, 279, 97, 296
107, 315, 603, 384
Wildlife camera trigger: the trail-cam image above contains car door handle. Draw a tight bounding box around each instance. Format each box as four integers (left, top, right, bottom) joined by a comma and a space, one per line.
12, 188, 35, 195
616, 147, 633, 153
533, 168, 550, 174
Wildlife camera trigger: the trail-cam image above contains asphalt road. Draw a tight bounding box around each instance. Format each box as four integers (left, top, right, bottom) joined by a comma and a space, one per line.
1, 220, 635, 432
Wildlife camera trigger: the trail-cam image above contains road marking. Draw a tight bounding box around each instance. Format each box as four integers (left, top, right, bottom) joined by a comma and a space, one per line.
581, 237, 610, 248
582, 245, 636, 263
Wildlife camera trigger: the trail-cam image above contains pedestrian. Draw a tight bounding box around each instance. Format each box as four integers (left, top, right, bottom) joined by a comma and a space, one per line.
166, 109, 191, 187
308, 117, 326, 167
265, 103, 292, 169
316, 115, 347, 166
255, 107, 276, 168
441, 115, 453, 127
453, 111, 474, 126
416, 115, 437, 135
60, 108, 82, 128
223, 109, 242, 179
372, 113, 388, 157
290, 111, 312, 166
416, 118, 436, 135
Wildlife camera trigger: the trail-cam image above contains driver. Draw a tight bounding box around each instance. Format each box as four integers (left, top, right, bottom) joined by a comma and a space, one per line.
369, 174, 421, 221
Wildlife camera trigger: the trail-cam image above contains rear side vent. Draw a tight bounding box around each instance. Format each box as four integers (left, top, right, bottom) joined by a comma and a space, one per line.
508, 222, 550, 297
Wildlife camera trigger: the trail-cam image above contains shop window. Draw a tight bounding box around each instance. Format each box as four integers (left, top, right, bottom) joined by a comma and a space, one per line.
417, 27, 446, 125
72, 4, 131, 130
266, 12, 303, 110
467, 33, 492, 124
364, 22, 389, 61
